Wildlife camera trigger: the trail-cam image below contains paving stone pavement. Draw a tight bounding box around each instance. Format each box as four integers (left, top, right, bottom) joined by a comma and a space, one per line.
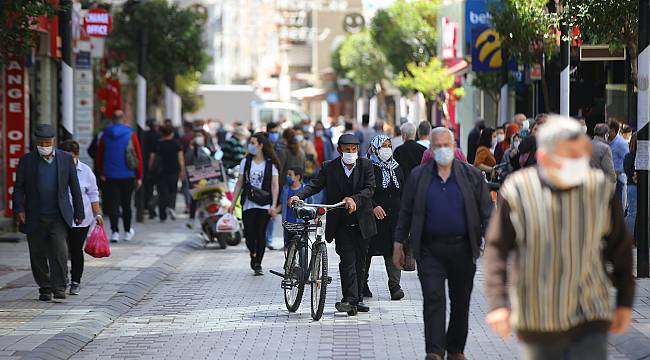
2, 215, 650, 359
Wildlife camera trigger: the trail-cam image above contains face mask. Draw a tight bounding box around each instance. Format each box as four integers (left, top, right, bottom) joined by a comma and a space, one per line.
496, 134, 505, 143
268, 132, 279, 142
315, 130, 324, 137
341, 151, 358, 165
433, 147, 454, 166
491, 138, 498, 148
295, 135, 304, 142
521, 119, 530, 131
194, 137, 205, 147
37, 146, 53, 157
513, 140, 521, 149
247, 143, 258, 155
581, 126, 588, 134
378, 147, 393, 162
302, 125, 310, 133
550, 156, 590, 187
286, 175, 294, 185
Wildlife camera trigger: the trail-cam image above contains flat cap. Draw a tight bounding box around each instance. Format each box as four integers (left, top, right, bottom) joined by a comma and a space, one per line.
338, 133, 360, 145
34, 124, 56, 138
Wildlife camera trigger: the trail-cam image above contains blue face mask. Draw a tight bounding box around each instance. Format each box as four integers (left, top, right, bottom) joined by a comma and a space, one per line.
286, 175, 294, 185
268, 132, 279, 142
295, 135, 304, 142
247, 143, 258, 155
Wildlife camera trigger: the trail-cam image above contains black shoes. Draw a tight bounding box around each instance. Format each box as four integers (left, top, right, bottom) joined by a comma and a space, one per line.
254, 268, 264, 276
390, 287, 405, 301
38, 293, 52, 301
356, 302, 370, 312
363, 284, 373, 298
52, 291, 66, 302
335, 301, 354, 313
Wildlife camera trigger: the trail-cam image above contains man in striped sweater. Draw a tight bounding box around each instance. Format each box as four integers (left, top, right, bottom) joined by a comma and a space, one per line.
484, 116, 635, 360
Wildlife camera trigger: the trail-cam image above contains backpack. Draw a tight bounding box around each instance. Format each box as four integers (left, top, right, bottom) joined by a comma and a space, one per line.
125, 135, 139, 170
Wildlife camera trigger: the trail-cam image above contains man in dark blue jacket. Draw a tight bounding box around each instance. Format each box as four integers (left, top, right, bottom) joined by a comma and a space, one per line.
13, 124, 84, 301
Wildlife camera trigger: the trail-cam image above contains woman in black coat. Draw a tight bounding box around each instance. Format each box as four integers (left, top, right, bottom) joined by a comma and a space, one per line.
363, 134, 405, 301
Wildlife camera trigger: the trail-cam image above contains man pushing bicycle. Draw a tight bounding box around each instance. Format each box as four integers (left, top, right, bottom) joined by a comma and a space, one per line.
289, 134, 376, 316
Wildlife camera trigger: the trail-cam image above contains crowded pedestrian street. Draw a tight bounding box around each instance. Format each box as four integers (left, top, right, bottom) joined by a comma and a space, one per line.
0, 213, 648, 360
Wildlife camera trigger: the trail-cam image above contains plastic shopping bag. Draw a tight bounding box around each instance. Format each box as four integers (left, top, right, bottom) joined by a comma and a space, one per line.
216, 213, 239, 232
84, 224, 111, 258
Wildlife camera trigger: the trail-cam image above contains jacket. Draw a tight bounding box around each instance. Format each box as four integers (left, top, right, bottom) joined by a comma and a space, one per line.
97, 123, 143, 179
13, 151, 85, 234
368, 164, 403, 256
393, 140, 426, 178
296, 157, 377, 242
590, 137, 616, 182
221, 136, 245, 169
394, 159, 493, 260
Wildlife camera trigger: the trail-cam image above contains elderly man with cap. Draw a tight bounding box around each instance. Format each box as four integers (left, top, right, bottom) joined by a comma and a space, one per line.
13, 124, 84, 301
289, 134, 376, 316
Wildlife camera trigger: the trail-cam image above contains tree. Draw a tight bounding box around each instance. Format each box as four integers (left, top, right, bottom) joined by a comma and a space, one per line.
338, 30, 388, 88
490, 0, 558, 112
107, 0, 210, 110
176, 71, 203, 114
471, 72, 501, 123
393, 60, 458, 122
0, 0, 58, 65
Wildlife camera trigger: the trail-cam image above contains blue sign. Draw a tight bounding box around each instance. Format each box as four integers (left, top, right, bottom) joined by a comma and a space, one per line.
465, 0, 493, 43
471, 26, 517, 72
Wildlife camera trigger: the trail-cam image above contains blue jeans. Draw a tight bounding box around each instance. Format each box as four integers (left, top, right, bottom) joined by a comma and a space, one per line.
265, 217, 274, 247
521, 329, 607, 360
626, 184, 637, 236
616, 178, 627, 211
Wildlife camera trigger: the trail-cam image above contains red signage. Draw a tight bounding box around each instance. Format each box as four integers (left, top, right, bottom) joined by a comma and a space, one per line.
3, 59, 28, 217
84, 9, 111, 37
441, 17, 458, 60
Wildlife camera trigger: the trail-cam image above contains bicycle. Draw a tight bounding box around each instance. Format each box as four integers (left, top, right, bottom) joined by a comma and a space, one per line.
269, 200, 346, 320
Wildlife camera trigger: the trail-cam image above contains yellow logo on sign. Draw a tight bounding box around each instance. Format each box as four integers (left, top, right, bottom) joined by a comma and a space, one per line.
475, 28, 503, 69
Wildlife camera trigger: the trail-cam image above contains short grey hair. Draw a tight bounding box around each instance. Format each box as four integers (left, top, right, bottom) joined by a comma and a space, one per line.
400, 122, 416, 140
594, 123, 609, 137
536, 115, 584, 152
430, 126, 455, 145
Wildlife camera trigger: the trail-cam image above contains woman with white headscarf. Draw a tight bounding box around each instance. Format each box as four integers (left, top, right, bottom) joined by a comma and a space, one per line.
363, 134, 405, 301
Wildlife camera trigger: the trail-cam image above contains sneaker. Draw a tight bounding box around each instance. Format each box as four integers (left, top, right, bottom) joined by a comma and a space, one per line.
124, 228, 135, 241
69, 282, 80, 295
254, 268, 264, 276
167, 208, 177, 221
110, 232, 120, 243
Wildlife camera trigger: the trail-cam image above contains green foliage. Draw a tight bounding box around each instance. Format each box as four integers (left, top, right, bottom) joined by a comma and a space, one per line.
370, 0, 439, 75
0, 0, 57, 65
108, 0, 210, 93
490, 0, 558, 65
393, 60, 454, 101
561, 0, 637, 49
176, 72, 203, 113
471, 72, 501, 103
338, 30, 388, 87
331, 43, 347, 79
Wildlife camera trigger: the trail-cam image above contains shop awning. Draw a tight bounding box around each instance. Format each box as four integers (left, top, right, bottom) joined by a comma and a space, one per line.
291, 87, 326, 100
445, 59, 469, 76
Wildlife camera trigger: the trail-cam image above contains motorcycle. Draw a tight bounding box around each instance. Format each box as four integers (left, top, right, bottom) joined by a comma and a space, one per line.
195, 186, 243, 249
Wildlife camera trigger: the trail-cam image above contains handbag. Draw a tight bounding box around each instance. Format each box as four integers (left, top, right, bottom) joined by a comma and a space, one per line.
244, 158, 272, 206
402, 240, 416, 272
84, 224, 111, 258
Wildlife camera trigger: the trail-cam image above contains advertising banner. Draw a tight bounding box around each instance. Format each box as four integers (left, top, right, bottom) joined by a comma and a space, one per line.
74, 52, 94, 167
3, 60, 28, 217
187, 161, 227, 198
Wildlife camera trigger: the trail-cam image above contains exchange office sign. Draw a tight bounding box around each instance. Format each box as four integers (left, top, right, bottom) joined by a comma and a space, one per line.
84, 8, 112, 37
3, 59, 28, 217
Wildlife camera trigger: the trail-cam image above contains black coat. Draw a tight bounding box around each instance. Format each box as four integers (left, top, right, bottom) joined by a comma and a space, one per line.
393, 140, 426, 179
368, 164, 404, 256
13, 151, 84, 235
394, 159, 493, 260
296, 157, 376, 242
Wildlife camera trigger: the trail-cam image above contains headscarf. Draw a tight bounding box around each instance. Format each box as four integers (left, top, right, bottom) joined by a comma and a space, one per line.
367, 134, 400, 189
500, 123, 520, 152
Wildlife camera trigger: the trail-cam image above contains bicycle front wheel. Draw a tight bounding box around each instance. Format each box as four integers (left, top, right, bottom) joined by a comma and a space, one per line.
310, 242, 328, 320
284, 241, 306, 312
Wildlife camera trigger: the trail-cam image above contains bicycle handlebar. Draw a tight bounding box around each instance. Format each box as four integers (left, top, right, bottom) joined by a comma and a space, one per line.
295, 201, 346, 209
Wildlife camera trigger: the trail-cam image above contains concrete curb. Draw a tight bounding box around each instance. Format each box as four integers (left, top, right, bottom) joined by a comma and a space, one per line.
19, 241, 194, 360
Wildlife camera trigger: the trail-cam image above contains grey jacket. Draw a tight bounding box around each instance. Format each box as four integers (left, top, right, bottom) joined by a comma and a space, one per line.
13, 151, 84, 235
394, 159, 493, 260
590, 137, 616, 182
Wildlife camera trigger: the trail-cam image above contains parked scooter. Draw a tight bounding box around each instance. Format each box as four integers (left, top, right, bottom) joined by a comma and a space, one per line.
195, 186, 242, 249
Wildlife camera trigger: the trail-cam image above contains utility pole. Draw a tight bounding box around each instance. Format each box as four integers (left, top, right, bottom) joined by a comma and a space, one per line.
135, 23, 147, 223
59, 0, 73, 140
499, 47, 509, 126
636, 0, 650, 278
559, 21, 570, 117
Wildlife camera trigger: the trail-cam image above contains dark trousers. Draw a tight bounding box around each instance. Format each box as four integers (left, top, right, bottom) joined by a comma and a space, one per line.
66, 226, 90, 283
26, 216, 69, 293
522, 329, 607, 360
158, 173, 179, 221
417, 241, 476, 356
243, 209, 271, 269
104, 178, 135, 233
334, 226, 368, 305
365, 254, 401, 292
143, 173, 157, 216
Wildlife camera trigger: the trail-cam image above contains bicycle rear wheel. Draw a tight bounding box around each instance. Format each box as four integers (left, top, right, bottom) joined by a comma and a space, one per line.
310, 242, 328, 320
284, 240, 306, 312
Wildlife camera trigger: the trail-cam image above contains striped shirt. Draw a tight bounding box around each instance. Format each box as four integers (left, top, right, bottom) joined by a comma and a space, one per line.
484, 167, 634, 338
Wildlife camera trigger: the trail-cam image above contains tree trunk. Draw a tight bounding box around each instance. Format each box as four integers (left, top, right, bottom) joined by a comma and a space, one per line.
541, 56, 551, 113
425, 98, 434, 124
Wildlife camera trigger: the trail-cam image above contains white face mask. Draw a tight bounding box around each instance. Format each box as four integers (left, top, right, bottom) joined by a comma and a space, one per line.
549, 156, 590, 187
194, 137, 205, 147
377, 147, 393, 162
433, 147, 454, 166
513, 139, 521, 149
521, 119, 530, 131
341, 152, 358, 165
491, 138, 498, 148
37, 146, 53, 157
496, 134, 505, 143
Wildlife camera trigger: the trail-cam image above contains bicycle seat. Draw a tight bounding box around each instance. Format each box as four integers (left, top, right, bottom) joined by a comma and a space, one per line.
293, 207, 317, 221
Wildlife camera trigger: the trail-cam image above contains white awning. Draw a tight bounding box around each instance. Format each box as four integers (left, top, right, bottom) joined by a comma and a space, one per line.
290, 87, 326, 100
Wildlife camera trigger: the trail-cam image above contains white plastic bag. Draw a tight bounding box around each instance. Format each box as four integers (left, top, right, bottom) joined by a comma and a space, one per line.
216, 213, 239, 232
